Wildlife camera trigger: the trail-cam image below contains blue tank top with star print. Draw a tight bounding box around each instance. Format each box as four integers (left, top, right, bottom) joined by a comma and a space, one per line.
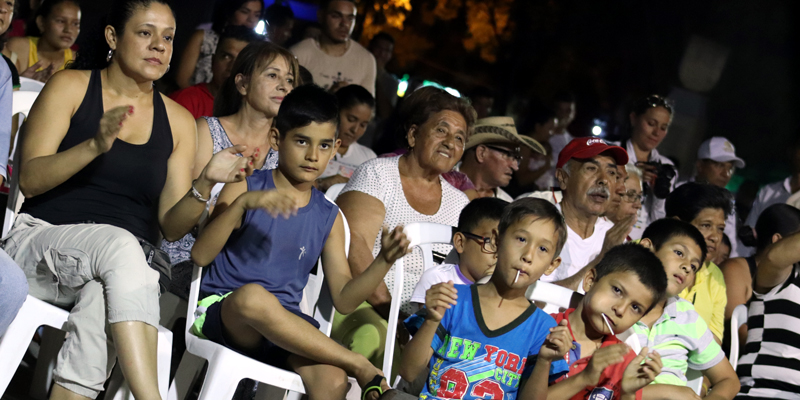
200, 169, 339, 313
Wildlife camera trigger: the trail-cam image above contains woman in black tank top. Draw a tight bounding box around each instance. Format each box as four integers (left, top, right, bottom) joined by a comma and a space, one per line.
5, 0, 255, 398
720, 204, 800, 356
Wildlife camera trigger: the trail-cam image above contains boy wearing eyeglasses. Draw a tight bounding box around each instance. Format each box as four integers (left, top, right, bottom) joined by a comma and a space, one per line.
410, 198, 508, 311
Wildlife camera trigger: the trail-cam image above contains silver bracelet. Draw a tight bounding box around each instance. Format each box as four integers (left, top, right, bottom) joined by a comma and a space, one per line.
191, 179, 210, 202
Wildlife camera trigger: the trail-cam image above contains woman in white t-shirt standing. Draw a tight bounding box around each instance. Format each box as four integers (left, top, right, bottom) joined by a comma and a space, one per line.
333, 86, 474, 366
316, 84, 377, 192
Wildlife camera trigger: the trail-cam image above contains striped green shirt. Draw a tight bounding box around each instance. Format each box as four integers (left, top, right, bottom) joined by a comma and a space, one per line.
631, 297, 723, 386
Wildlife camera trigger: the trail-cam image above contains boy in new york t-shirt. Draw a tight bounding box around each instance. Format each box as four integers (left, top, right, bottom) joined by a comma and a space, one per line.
401, 198, 572, 399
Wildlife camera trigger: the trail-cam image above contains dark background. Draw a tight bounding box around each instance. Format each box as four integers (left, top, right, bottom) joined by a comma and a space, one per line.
52, 0, 800, 188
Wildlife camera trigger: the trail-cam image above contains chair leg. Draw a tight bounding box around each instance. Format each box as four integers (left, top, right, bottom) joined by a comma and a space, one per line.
196, 357, 241, 400
0, 300, 51, 396
104, 325, 174, 400
105, 366, 131, 400
254, 383, 288, 400
156, 326, 173, 399
29, 326, 66, 400
168, 352, 205, 400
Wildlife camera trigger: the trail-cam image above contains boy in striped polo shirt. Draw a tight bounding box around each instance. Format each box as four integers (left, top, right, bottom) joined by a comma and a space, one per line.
633, 219, 740, 399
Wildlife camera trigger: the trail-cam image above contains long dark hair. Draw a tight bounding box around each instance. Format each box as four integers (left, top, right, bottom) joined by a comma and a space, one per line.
70, 0, 172, 71
213, 41, 299, 118
211, 0, 263, 35
755, 204, 800, 252
25, 0, 81, 37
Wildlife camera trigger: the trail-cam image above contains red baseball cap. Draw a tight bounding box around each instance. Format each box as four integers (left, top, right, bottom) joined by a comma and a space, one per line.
556, 137, 629, 168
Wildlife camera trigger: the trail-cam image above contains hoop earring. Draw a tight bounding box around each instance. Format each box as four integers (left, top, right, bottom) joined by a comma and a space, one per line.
106, 49, 113, 62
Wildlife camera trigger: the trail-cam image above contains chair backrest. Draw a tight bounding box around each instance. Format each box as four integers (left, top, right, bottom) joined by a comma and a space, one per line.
686, 368, 703, 394
688, 304, 747, 394
3, 91, 39, 237
382, 222, 456, 378
185, 208, 350, 340
325, 183, 346, 201
18, 77, 45, 93
729, 303, 747, 371
526, 280, 575, 311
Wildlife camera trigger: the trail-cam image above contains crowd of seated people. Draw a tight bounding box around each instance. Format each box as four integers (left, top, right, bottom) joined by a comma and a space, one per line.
0, 0, 799, 399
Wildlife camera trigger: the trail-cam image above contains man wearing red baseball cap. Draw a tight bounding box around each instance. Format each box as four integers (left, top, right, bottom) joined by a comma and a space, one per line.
541, 138, 635, 291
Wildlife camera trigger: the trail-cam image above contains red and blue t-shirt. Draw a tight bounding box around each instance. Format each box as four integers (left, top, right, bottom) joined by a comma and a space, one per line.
551, 309, 643, 400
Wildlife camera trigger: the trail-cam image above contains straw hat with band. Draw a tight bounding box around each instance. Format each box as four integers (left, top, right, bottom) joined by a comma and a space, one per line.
466, 116, 547, 155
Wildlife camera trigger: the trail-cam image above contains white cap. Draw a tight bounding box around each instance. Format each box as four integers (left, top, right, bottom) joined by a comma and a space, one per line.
697, 137, 745, 168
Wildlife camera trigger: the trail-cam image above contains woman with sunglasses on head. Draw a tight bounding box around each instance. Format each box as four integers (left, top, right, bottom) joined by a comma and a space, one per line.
611, 94, 676, 238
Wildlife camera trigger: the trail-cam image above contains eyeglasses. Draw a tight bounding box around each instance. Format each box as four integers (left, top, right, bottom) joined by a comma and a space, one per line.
461, 232, 497, 253
643, 94, 673, 114
622, 190, 644, 204
484, 145, 522, 163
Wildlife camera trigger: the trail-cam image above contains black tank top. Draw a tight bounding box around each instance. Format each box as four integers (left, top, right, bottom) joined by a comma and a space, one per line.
22, 70, 173, 243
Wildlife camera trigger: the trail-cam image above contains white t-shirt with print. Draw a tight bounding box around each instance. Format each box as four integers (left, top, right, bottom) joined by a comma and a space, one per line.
320, 142, 377, 180
290, 38, 377, 95
410, 263, 473, 305
340, 156, 469, 313
541, 203, 613, 283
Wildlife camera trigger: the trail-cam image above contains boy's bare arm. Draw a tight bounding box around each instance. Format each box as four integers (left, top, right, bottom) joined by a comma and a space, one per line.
321, 218, 410, 314
399, 283, 457, 381
703, 357, 740, 400
519, 319, 572, 400
398, 318, 437, 381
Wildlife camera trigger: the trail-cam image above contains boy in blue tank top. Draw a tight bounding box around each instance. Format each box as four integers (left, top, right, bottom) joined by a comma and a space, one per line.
191, 85, 410, 400
400, 198, 573, 399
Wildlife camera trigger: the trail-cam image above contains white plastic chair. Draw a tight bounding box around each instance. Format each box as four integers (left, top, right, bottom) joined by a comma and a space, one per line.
525, 280, 575, 310
729, 304, 747, 370
325, 182, 347, 201
168, 210, 357, 400
18, 77, 46, 92
686, 304, 748, 395
382, 222, 455, 379
0, 296, 173, 399
3, 91, 38, 237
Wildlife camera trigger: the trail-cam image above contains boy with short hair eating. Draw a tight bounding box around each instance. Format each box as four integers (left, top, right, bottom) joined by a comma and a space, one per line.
400, 198, 572, 399
545, 243, 666, 400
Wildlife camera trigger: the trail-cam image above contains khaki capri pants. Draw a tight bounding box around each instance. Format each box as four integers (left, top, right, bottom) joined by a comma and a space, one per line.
1, 213, 160, 398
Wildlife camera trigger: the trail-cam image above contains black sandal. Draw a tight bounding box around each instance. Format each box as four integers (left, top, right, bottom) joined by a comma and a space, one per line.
361, 374, 385, 400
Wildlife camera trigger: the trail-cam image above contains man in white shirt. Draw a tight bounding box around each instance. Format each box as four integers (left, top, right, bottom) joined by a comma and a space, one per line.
745, 138, 800, 228
682, 137, 746, 257
290, 0, 377, 95
541, 138, 633, 291
458, 117, 546, 202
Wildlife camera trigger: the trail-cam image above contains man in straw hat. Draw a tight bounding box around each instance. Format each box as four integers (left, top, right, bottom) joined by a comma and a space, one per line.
457, 116, 547, 202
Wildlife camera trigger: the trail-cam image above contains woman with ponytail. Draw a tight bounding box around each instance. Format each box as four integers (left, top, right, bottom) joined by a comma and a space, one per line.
2, 0, 252, 398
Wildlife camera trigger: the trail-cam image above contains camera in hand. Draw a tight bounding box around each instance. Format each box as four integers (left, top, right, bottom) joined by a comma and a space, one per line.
641, 161, 676, 199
